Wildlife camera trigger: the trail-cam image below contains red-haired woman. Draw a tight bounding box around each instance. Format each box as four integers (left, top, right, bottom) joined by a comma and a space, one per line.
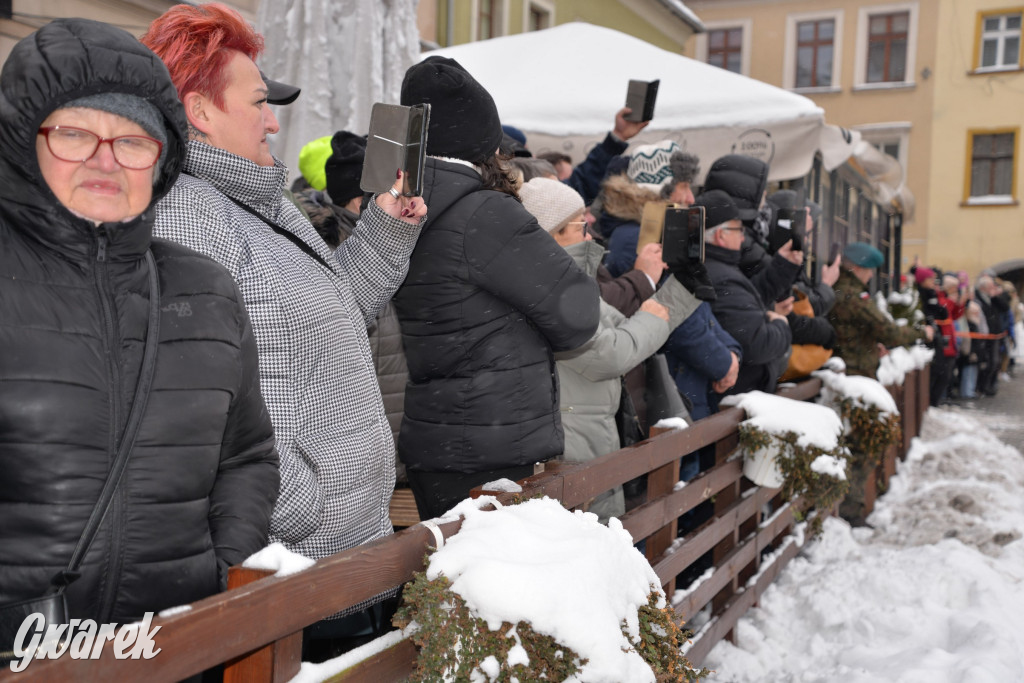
141, 3, 426, 601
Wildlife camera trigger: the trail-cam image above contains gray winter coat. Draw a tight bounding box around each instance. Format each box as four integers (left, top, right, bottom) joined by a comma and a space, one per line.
555, 241, 698, 520
154, 141, 420, 572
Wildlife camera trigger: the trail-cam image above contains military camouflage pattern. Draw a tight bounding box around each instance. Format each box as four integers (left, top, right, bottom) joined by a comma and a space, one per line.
828, 269, 923, 378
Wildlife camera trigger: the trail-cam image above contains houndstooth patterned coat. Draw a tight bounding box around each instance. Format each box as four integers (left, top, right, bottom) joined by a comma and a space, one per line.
154, 141, 419, 563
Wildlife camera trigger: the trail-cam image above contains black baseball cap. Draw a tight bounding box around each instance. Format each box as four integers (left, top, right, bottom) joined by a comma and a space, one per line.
260, 71, 300, 106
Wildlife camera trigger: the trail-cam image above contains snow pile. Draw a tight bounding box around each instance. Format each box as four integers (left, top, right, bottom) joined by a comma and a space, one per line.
875, 291, 895, 319
815, 369, 899, 415
869, 409, 1024, 553
288, 626, 415, 683
654, 416, 691, 431
887, 290, 914, 307
425, 497, 665, 682
876, 344, 934, 386
809, 454, 847, 480
243, 542, 316, 577
704, 405, 1024, 681
479, 478, 523, 493
721, 391, 843, 451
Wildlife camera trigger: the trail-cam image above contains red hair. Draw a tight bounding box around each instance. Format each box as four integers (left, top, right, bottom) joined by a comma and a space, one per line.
141, 3, 264, 111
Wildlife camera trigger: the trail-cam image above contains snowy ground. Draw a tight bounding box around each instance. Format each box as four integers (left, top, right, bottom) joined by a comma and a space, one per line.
704, 389, 1024, 682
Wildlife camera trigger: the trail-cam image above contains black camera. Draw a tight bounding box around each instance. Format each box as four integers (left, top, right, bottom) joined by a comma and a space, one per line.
768, 207, 806, 253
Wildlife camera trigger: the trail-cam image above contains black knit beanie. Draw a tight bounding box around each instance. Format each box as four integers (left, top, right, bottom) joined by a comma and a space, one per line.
400, 56, 502, 164
324, 131, 367, 206
694, 189, 740, 230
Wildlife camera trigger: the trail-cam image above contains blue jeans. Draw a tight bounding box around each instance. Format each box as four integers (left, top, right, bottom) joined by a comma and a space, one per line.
960, 363, 979, 399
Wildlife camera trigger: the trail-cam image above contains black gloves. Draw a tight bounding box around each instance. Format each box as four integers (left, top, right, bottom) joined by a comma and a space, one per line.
669, 260, 717, 302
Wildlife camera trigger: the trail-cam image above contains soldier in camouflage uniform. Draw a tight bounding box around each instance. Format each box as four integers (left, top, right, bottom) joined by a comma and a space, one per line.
828, 242, 933, 526
829, 242, 931, 379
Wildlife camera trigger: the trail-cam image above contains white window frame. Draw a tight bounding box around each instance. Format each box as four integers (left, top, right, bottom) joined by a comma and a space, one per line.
855, 122, 911, 174
523, 0, 555, 32
853, 2, 919, 90
976, 11, 1023, 72
783, 9, 844, 93
695, 19, 753, 77
470, 0, 509, 42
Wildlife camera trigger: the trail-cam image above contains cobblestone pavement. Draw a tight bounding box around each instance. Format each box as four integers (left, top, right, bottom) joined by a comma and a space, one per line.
942, 365, 1024, 452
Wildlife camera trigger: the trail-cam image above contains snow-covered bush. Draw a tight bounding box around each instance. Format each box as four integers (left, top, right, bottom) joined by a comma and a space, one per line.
392, 497, 709, 682
815, 370, 902, 475
723, 392, 850, 536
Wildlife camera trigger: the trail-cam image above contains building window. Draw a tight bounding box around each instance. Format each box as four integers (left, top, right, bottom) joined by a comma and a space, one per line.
968, 131, 1016, 200
796, 19, 835, 87
525, 0, 553, 32
978, 12, 1022, 70
867, 12, 909, 83
854, 3, 918, 89
784, 10, 843, 90
478, 0, 495, 40
708, 27, 744, 73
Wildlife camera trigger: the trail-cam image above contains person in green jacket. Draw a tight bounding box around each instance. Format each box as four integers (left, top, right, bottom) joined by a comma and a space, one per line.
829, 242, 933, 379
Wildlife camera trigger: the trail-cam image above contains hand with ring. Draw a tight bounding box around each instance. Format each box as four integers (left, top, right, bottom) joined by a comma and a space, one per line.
375, 169, 427, 225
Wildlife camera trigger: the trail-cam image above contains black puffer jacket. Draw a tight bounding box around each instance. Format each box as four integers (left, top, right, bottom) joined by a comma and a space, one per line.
393, 158, 599, 473
0, 19, 278, 623
704, 244, 793, 396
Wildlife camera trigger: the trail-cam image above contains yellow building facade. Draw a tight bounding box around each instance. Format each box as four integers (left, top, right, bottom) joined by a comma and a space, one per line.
0, 1, 257, 67
927, 0, 1024, 282
416, 0, 702, 52
682, 0, 1024, 282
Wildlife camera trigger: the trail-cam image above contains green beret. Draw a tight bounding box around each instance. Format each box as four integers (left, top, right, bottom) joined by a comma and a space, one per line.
298, 135, 334, 191
843, 242, 884, 269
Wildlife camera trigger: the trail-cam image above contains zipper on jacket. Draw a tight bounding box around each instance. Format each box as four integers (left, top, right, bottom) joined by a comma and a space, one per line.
93, 229, 125, 622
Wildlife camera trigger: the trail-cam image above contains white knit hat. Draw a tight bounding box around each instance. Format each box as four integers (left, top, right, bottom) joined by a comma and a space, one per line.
520, 177, 585, 233
627, 139, 681, 193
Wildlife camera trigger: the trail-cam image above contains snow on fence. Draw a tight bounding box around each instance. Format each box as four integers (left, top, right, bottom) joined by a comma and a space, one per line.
12, 367, 929, 682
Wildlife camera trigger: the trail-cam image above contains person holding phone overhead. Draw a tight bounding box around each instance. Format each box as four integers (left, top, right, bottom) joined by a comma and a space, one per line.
141, 3, 427, 581
0, 17, 279, 632
394, 56, 600, 520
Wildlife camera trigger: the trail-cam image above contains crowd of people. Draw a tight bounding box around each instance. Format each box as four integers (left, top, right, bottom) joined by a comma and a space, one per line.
905, 262, 1019, 405
1, 2, 1021, 668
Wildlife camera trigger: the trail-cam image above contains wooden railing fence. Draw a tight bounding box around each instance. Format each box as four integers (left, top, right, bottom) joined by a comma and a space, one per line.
4, 367, 930, 683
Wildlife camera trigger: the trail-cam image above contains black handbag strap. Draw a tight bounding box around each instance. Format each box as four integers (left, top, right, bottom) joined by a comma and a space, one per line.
50, 250, 162, 592
223, 193, 335, 273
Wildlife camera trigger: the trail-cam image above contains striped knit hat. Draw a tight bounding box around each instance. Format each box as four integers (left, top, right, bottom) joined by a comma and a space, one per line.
627, 139, 680, 192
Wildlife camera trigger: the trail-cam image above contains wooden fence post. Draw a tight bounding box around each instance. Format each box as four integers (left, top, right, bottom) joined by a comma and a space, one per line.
711, 430, 740, 640
222, 567, 303, 683
644, 425, 681, 596
902, 369, 917, 455
916, 364, 930, 436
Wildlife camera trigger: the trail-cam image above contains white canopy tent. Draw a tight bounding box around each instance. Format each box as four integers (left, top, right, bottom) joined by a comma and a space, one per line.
423, 22, 860, 184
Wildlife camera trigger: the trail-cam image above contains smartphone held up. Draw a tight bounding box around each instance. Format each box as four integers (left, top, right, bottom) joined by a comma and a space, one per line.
662, 205, 705, 266
624, 79, 659, 123
360, 102, 430, 197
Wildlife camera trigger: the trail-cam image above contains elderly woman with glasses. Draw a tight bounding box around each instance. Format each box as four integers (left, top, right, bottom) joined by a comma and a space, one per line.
0, 17, 279, 632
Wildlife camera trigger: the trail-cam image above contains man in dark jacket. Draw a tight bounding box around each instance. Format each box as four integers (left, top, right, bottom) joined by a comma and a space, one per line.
0, 18, 278, 625
704, 155, 803, 305
395, 57, 600, 519
698, 191, 795, 399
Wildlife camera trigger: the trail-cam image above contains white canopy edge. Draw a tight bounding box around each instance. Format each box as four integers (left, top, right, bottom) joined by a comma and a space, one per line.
424, 22, 860, 183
